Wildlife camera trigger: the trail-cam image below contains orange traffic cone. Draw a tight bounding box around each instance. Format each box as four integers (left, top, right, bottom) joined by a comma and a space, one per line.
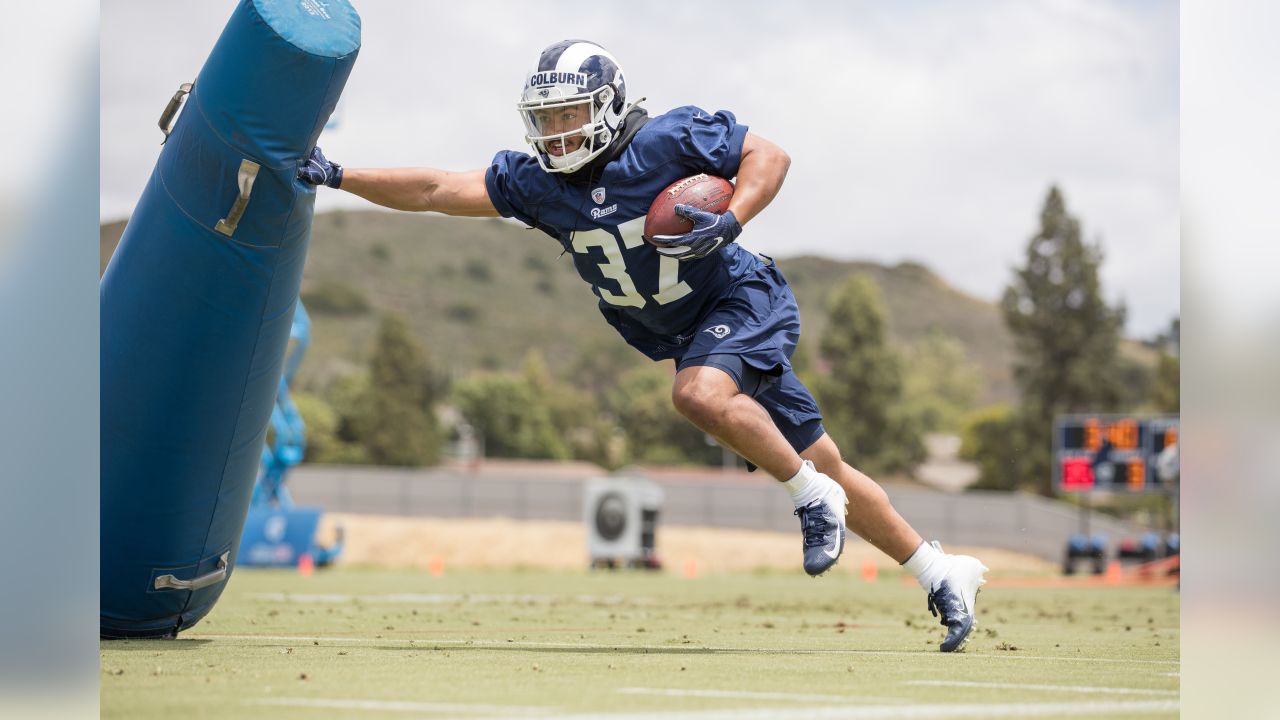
428, 555, 445, 577
861, 559, 878, 583
682, 558, 700, 579
297, 552, 315, 577
1104, 560, 1123, 585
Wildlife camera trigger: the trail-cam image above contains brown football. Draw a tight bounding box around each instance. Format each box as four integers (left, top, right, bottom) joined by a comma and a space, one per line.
643, 174, 735, 241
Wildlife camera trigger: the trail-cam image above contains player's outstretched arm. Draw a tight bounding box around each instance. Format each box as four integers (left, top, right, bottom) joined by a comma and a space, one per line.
341, 166, 498, 217
727, 132, 790, 226
298, 146, 499, 217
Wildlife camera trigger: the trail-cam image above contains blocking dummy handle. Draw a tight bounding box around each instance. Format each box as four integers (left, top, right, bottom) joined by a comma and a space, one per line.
153, 552, 230, 591
154, 80, 261, 237
158, 82, 193, 143
214, 159, 261, 237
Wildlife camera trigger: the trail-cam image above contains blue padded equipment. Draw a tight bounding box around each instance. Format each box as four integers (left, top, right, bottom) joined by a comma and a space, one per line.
100, 0, 359, 639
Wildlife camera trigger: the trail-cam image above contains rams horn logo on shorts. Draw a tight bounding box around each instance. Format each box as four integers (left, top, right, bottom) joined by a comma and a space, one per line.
703, 324, 732, 339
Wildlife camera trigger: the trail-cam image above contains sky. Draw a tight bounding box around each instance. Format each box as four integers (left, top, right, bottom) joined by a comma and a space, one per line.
100, 0, 1179, 337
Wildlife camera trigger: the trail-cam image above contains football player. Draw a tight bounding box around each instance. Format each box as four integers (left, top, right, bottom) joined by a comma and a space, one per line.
300, 39, 988, 651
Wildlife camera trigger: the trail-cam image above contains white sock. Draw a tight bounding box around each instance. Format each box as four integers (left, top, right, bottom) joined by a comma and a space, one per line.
903, 540, 952, 592
782, 460, 823, 508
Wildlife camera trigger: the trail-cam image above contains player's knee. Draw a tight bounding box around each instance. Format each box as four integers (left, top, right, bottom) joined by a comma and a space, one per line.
671, 380, 726, 427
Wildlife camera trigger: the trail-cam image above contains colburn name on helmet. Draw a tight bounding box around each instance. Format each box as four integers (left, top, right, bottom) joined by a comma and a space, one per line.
529, 71, 588, 88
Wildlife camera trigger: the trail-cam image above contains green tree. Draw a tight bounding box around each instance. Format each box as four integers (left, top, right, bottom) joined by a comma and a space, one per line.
567, 336, 648, 397
814, 273, 925, 474
356, 314, 442, 466
901, 329, 982, 433
327, 371, 369, 448
292, 391, 367, 464
958, 404, 1036, 491
453, 372, 569, 460
1152, 352, 1179, 413
521, 349, 613, 465
607, 364, 719, 466
999, 186, 1126, 493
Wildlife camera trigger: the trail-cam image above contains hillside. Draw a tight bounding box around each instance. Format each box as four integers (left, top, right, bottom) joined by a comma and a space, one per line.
100, 210, 1017, 404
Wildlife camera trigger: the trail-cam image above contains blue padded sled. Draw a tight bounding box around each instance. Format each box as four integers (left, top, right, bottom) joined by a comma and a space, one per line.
100, 0, 359, 639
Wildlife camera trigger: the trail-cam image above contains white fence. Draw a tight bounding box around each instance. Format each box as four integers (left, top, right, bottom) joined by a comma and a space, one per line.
287, 464, 1153, 561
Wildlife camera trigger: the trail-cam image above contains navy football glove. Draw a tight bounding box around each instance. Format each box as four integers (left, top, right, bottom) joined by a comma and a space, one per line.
648, 205, 742, 261
298, 146, 343, 188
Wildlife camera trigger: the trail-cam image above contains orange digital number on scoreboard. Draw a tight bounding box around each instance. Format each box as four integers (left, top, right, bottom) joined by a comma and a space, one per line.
1127, 458, 1146, 491
1085, 418, 1101, 451
1107, 419, 1139, 450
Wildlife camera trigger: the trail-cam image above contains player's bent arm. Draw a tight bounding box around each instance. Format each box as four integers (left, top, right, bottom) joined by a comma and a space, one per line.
340, 167, 500, 217
728, 132, 790, 226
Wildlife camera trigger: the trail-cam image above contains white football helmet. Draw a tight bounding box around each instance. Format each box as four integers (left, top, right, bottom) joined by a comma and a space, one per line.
518, 40, 635, 174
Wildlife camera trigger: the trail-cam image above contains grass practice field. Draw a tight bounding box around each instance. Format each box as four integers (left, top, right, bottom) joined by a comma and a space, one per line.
100, 566, 1179, 719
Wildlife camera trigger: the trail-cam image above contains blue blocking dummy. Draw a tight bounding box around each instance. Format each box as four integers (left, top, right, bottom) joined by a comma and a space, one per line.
100, 0, 359, 638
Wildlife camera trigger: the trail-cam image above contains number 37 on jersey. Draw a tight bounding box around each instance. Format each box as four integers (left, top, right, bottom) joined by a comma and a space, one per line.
570, 218, 691, 309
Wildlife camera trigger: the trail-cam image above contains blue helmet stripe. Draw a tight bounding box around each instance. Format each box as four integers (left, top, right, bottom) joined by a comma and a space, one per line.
537, 39, 585, 72
579, 54, 617, 84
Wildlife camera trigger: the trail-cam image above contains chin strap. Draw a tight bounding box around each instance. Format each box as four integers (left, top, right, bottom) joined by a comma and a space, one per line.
564, 105, 651, 185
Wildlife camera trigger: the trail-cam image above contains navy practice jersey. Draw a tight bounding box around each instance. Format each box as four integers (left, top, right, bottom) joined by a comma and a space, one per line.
485, 106, 768, 360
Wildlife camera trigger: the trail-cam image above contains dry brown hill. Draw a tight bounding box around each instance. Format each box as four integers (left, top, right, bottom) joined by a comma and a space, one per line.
101, 210, 1017, 403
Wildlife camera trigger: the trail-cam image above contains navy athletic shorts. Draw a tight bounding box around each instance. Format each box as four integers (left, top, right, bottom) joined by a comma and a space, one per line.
675, 260, 825, 458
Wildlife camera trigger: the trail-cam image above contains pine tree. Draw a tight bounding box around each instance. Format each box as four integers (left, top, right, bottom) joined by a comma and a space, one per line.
357, 314, 441, 466
999, 186, 1126, 492
815, 273, 924, 474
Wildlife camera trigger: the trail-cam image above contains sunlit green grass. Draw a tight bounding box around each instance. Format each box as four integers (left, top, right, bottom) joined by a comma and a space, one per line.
101, 566, 1179, 719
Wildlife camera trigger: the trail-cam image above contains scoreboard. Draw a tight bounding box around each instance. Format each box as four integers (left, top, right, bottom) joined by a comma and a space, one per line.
1053, 414, 1179, 494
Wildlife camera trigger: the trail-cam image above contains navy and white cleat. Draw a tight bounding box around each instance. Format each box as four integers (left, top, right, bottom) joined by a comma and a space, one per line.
926, 546, 989, 652
794, 474, 849, 577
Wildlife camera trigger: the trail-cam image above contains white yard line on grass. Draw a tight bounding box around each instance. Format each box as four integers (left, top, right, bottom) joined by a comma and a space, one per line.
246, 592, 647, 605
246, 696, 1179, 719
473, 700, 1180, 720
617, 687, 906, 703
247, 697, 555, 715
191, 633, 1181, 667
905, 680, 1178, 696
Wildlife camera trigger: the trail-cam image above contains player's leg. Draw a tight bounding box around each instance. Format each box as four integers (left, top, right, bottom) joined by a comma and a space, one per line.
670, 363, 800, 480
671, 356, 849, 577
804, 440, 988, 652
668, 268, 855, 575
799, 432, 922, 562
768, 371, 989, 652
